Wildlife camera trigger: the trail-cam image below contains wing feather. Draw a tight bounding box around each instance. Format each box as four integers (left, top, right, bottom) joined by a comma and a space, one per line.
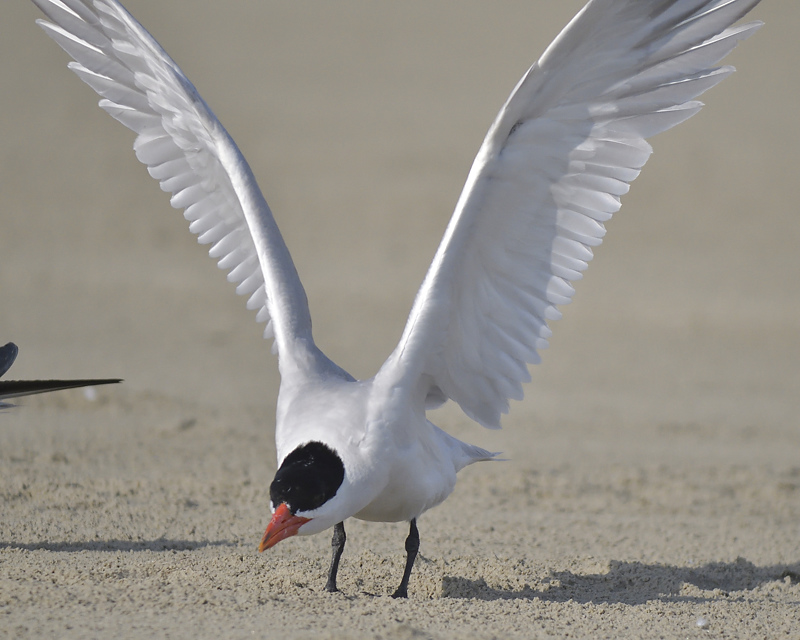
382, 0, 763, 428
31, 0, 336, 375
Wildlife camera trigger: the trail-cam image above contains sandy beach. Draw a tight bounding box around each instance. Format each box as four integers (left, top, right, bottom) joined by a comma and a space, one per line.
1, 1, 798, 638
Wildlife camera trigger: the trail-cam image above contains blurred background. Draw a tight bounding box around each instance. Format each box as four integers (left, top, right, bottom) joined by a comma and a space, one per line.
0, 1, 796, 461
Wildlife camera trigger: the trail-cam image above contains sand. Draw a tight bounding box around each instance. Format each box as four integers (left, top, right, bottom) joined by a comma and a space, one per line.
1, 1, 798, 638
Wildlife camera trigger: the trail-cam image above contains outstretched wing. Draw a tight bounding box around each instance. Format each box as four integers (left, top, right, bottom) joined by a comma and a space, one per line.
381, 0, 762, 428
31, 0, 332, 375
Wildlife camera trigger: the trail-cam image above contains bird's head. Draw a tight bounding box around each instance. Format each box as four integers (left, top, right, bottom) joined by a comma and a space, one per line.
258, 441, 345, 551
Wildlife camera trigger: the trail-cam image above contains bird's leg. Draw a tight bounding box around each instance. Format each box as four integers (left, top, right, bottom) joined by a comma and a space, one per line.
391, 519, 419, 599
324, 521, 346, 592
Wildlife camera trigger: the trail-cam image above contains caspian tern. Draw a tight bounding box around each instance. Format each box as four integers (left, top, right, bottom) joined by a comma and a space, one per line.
28, 0, 763, 597
0, 341, 120, 408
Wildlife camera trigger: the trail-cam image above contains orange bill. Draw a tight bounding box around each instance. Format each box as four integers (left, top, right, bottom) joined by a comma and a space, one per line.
258, 502, 311, 552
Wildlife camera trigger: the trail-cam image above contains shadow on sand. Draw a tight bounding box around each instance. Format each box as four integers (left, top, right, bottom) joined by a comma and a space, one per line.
442, 558, 800, 604
0, 538, 236, 552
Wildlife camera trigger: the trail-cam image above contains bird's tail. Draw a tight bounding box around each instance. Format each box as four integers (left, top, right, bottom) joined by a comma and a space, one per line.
433, 424, 504, 472
458, 442, 505, 471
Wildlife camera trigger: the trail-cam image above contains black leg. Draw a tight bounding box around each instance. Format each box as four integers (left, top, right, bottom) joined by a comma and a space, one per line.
324, 521, 346, 592
391, 519, 419, 599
